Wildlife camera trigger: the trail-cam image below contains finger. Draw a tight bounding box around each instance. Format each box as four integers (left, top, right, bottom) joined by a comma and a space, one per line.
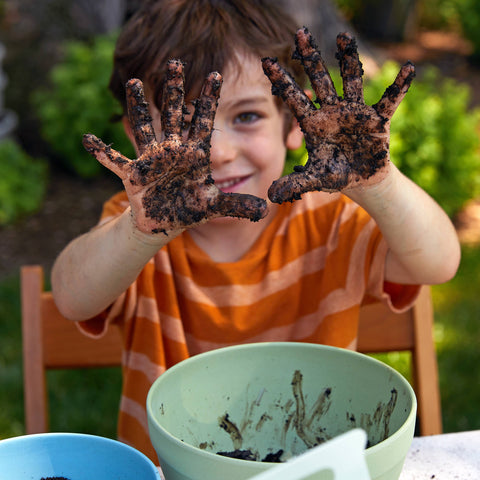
373, 62, 415, 119
211, 193, 268, 222
83, 134, 131, 177
189, 71, 222, 145
262, 57, 314, 124
294, 27, 338, 106
268, 173, 320, 204
161, 59, 186, 138
336, 32, 364, 104
126, 79, 157, 155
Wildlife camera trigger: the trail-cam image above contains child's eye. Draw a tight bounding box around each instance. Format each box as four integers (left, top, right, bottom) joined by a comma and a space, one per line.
235, 112, 260, 124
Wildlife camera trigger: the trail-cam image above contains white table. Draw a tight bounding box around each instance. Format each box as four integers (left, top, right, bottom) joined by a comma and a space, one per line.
400, 430, 480, 479
156, 430, 480, 479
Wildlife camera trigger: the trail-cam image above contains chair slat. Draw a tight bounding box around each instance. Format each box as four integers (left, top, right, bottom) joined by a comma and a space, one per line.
41, 293, 122, 368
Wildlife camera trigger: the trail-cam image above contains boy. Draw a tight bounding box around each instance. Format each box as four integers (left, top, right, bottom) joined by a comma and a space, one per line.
51, 0, 460, 462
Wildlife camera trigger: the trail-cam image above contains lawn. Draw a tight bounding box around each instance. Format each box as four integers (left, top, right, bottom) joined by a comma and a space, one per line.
0, 244, 479, 439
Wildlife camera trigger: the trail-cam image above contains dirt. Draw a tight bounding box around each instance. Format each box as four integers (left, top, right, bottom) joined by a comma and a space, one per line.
264, 28, 417, 203
217, 448, 284, 463
40, 477, 71, 480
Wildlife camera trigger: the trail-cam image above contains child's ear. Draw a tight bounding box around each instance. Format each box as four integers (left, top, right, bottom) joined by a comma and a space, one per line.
285, 89, 313, 150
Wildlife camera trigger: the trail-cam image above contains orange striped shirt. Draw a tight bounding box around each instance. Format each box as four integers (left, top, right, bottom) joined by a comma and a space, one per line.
79, 190, 418, 462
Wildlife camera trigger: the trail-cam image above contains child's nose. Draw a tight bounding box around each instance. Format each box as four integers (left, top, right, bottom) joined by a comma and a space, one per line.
209, 128, 236, 168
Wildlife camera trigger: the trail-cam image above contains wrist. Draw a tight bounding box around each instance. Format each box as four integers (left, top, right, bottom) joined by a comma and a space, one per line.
124, 207, 184, 249
344, 161, 398, 206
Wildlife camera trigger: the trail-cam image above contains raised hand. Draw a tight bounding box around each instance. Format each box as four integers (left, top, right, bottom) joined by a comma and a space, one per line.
262, 28, 415, 203
83, 60, 267, 235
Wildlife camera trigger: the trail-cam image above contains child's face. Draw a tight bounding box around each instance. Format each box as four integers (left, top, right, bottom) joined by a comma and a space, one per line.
147, 52, 303, 202
206, 52, 303, 201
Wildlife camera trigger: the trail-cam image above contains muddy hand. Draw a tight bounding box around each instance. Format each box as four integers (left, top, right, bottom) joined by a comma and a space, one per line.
262, 27, 415, 203
83, 61, 267, 235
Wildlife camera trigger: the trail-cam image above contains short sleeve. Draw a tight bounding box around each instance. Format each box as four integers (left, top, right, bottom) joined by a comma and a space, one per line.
365, 234, 421, 312
76, 289, 131, 338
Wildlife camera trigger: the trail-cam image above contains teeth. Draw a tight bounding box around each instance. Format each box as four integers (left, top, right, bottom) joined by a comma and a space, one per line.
215, 178, 242, 189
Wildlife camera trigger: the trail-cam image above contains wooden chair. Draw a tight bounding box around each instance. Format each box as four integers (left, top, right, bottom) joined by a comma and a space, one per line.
358, 285, 443, 435
21, 265, 442, 436
21, 265, 122, 434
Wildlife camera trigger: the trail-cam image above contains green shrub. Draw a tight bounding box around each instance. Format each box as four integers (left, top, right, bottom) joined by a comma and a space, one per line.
286, 62, 480, 217
33, 33, 134, 178
0, 139, 48, 225
416, 0, 461, 31
365, 62, 480, 217
333, 0, 461, 33
455, 0, 480, 63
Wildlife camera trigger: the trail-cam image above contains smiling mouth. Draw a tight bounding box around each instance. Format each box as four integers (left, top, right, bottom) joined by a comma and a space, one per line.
214, 176, 249, 191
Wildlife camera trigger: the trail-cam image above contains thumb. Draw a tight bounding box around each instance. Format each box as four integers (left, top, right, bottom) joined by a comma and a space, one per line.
210, 192, 268, 222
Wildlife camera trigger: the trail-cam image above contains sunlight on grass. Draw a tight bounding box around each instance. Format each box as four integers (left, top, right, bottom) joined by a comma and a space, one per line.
431, 246, 480, 432
371, 352, 412, 384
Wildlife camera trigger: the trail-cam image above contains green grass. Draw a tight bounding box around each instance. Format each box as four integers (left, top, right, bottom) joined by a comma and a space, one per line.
0, 274, 24, 438
431, 245, 480, 432
0, 245, 479, 440
0, 272, 121, 440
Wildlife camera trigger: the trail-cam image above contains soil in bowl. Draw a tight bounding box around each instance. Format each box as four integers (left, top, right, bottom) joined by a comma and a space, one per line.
40, 477, 71, 480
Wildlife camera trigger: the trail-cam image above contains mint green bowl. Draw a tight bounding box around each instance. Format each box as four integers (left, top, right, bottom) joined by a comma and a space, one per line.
147, 343, 416, 480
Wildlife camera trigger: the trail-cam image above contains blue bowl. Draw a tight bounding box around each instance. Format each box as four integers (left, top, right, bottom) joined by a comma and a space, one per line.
0, 432, 161, 479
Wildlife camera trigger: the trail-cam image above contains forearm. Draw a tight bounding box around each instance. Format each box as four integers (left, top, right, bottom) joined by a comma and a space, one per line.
346, 163, 461, 285
51, 208, 181, 321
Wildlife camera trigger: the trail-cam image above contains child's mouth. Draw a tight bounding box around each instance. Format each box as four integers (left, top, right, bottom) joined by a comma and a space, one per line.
214, 176, 249, 193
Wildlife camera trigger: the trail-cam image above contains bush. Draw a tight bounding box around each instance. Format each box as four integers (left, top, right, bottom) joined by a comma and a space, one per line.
415, 0, 461, 31
33, 33, 134, 178
365, 62, 480, 217
286, 62, 480, 217
0, 139, 48, 225
334, 0, 462, 33
455, 0, 480, 63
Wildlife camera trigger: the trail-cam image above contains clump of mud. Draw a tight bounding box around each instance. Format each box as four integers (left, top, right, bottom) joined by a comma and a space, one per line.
40, 477, 71, 480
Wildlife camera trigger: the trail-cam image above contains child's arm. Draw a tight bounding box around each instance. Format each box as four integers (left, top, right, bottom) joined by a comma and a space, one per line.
52, 60, 267, 321
262, 28, 460, 285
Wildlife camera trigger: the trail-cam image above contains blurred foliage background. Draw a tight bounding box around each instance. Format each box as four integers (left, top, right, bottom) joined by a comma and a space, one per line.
0, 0, 479, 440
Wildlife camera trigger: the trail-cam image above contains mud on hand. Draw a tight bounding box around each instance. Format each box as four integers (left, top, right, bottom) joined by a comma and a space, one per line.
83, 60, 267, 235
262, 27, 415, 204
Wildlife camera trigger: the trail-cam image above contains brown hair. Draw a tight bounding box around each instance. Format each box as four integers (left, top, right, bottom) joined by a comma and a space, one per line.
109, 0, 306, 115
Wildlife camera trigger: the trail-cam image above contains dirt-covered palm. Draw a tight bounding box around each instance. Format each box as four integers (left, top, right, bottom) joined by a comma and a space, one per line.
83, 60, 267, 235
262, 28, 415, 203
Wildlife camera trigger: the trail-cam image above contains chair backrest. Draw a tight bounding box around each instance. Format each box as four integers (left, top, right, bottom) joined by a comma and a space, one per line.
21, 265, 442, 436
357, 285, 442, 435
21, 265, 122, 434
